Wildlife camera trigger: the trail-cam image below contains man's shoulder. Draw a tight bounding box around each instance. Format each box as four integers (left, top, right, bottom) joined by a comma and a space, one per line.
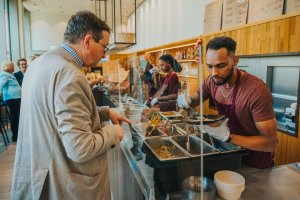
241, 72, 266, 90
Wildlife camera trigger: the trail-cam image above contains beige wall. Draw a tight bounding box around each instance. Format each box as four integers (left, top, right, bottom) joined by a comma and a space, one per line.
30, 12, 72, 52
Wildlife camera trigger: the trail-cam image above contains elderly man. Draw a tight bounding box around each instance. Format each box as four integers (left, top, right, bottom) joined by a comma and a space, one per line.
14, 58, 27, 87
11, 11, 130, 200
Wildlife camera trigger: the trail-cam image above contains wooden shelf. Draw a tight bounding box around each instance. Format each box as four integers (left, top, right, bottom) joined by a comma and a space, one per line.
159, 72, 198, 79
177, 59, 197, 63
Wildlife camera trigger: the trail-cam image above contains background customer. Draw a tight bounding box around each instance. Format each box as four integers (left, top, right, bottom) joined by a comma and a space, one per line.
0, 61, 22, 142
14, 58, 27, 87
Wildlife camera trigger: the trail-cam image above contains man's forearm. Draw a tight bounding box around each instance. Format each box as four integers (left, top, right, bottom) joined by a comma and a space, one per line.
159, 94, 177, 101
230, 135, 277, 152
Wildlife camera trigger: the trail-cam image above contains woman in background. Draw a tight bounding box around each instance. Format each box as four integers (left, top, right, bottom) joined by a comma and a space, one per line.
144, 53, 159, 98
0, 61, 22, 142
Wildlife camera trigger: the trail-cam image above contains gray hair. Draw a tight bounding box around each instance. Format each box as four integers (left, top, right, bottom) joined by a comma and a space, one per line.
2, 61, 14, 72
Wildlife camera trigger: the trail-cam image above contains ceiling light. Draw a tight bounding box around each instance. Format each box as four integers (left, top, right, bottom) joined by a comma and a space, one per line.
38, 10, 40, 11
33, 4, 36, 5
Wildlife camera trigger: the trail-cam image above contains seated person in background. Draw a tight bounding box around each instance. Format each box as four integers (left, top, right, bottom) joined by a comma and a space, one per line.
150, 54, 182, 112
82, 66, 103, 88
14, 58, 27, 87
0, 61, 22, 142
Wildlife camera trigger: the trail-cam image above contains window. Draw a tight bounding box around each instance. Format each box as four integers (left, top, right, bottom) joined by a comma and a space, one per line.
4, 0, 11, 61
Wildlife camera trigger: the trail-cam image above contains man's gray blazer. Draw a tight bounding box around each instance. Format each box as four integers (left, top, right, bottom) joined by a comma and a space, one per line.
11, 46, 120, 200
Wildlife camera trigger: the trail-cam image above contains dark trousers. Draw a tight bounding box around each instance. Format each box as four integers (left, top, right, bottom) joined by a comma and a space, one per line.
5, 98, 21, 141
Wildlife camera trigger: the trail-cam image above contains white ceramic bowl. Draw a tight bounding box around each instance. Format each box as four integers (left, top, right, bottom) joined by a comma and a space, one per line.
214, 170, 245, 200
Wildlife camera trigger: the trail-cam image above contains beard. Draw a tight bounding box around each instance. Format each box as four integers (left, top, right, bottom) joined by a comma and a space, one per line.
212, 66, 234, 86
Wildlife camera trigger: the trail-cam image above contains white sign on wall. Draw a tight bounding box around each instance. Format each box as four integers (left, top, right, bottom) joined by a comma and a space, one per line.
287, 0, 300, 14
203, 0, 223, 35
222, 0, 249, 30
248, 0, 284, 24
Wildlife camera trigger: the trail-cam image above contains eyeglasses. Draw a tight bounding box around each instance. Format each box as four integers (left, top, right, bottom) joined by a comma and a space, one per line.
92, 36, 110, 55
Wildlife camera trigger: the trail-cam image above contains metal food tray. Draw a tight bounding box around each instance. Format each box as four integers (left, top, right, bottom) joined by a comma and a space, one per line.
209, 137, 245, 153
160, 125, 185, 137
145, 127, 168, 138
159, 111, 182, 120
181, 115, 225, 125
144, 137, 190, 161
175, 124, 222, 153
170, 135, 218, 158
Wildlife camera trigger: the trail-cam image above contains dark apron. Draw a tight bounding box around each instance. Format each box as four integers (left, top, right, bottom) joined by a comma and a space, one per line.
212, 69, 272, 169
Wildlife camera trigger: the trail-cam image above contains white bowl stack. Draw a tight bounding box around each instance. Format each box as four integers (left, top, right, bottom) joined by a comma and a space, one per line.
214, 170, 245, 200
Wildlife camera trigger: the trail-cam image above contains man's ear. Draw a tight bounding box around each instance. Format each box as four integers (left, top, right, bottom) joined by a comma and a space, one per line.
83, 34, 93, 50
233, 56, 239, 67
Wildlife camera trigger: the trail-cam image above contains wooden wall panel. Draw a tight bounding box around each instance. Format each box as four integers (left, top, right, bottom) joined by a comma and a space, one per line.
200, 14, 300, 166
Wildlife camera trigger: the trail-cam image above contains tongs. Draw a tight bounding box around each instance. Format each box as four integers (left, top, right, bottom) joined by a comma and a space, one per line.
146, 115, 162, 136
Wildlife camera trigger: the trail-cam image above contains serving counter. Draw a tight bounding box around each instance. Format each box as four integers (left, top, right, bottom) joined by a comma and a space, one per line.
99, 92, 300, 200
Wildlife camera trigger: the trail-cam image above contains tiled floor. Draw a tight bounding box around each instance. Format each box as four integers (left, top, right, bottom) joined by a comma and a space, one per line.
0, 128, 15, 200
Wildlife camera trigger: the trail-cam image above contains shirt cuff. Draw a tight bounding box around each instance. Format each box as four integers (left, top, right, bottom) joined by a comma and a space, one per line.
99, 106, 110, 122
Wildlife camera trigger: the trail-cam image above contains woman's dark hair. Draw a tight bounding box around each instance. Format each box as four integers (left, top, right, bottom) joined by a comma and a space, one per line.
206, 36, 237, 57
159, 54, 173, 68
64, 10, 111, 44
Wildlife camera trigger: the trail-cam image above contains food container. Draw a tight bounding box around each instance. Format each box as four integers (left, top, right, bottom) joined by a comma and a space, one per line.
209, 138, 244, 153
214, 171, 245, 200
143, 137, 190, 161
182, 176, 216, 200
159, 111, 182, 120
170, 135, 218, 157
123, 106, 143, 115
145, 127, 167, 137
160, 125, 184, 136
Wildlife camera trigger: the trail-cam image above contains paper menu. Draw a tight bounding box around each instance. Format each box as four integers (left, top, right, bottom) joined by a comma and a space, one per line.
222, 0, 249, 30
287, 0, 300, 14
248, 0, 284, 24
203, 0, 223, 35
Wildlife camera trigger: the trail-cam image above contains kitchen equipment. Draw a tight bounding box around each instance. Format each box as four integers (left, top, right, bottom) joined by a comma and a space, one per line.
181, 115, 225, 125
182, 176, 216, 200
149, 116, 162, 136
214, 170, 245, 200
143, 137, 190, 161
159, 111, 183, 120
185, 123, 190, 153
170, 135, 218, 157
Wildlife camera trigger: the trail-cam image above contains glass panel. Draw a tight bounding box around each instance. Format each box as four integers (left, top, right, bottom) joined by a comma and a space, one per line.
268, 66, 299, 135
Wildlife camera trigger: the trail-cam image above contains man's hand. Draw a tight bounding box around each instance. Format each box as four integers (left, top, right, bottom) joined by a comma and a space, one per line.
109, 109, 131, 126
151, 97, 158, 107
114, 124, 124, 141
201, 118, 230, 142
177, 94, 192, 108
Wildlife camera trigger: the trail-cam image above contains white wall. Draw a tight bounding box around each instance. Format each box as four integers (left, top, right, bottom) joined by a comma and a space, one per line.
30, 12, 72, 52
127, 0, 214, 53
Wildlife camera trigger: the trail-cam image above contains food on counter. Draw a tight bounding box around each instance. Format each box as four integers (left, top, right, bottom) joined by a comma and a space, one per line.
189, 127, 200, 135
154, 145, 177, 158
86, 73, 103, 81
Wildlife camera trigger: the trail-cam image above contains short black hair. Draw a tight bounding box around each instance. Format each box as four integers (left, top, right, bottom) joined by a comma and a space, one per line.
63, 10, 111, 44
206, 36, 237, 57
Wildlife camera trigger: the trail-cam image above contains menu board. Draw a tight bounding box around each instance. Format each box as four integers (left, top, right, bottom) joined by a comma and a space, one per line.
222, 0, 249, 30
287, 0, 300, 14
248, 0, 284, 24
203, 0, 223, 35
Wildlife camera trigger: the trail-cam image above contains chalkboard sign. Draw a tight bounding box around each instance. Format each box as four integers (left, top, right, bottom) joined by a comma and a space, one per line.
287, 0, 300, 14
222, 0, 249, 30
203, 0, 223, 35
248, 0, 284, 24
